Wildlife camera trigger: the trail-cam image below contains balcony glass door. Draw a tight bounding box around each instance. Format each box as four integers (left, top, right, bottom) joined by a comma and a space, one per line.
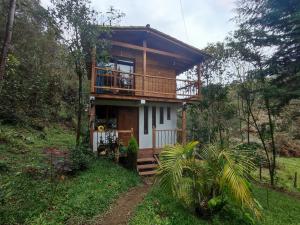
115, 59, 134, 93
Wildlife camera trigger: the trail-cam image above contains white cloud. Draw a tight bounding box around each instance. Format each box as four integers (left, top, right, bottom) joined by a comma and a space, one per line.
41, 0, 236, 49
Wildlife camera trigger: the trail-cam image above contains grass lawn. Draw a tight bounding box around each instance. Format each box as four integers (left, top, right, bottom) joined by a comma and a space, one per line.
0, 124, 141, 224
129, 185, 300, 225
255, 157, 300, 192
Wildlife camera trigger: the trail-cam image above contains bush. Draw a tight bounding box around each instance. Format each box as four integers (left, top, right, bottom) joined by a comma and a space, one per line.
0, 160, 9, 172
70, 144, 94, 172
126, 137, 138, 170
157, 142, 261, 220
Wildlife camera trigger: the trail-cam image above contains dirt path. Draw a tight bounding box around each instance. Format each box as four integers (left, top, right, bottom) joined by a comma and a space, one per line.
93, 181, 151, 225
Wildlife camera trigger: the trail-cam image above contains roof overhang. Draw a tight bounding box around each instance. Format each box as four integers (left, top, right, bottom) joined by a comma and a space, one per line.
100, 25, 211, 74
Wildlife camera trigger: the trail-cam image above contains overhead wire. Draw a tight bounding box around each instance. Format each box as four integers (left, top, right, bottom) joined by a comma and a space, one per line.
179, 0, 189, 42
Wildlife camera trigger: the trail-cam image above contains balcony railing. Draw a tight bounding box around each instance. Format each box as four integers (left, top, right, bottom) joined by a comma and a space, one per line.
91, 67, 199, 99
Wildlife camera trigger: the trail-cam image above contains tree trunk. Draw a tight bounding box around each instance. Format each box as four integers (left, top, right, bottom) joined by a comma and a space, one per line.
248, 100, 273, 185
76, 69, 83, 146
265, 97, 276, 186
247, 109, 250, 144
237, 94, 244, 142
0, 0, 16, 80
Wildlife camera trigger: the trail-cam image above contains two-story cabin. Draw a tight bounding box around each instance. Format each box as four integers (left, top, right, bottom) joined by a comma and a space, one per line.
89, 25, 208, 175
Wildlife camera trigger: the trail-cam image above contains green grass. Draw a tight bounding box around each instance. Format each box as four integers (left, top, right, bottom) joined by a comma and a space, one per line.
0, 124, 75, 172
255, 157, 300, 192
0, 124, 141, 224
129, 185, 300, 225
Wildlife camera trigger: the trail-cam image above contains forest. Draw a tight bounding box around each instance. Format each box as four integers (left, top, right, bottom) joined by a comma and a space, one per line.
0, 0, 300, 224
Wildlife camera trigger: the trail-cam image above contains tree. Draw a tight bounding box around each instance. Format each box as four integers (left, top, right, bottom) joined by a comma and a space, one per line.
190, 43, 235, 146
0, 0, 76, 125
235, 0, 300, 109
50, 0, 123, 145
0, 0, 16, 81
228, 29, 279, 186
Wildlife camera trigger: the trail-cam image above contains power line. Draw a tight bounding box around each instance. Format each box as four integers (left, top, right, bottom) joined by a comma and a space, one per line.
179, 0, 189, 42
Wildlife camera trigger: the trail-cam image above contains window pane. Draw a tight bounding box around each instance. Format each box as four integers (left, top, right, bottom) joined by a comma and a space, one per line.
167, 107, 171, 120
160, 107, 164, 124
144, 106, 148, 134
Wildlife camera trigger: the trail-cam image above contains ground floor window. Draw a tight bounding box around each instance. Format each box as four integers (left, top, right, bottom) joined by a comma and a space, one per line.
144, 106, 149, 134
160, 107, 164, 124
95, 106, 117, 129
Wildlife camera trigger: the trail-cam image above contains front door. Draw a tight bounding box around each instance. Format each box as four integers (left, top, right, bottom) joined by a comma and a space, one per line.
117, 107, 139, 145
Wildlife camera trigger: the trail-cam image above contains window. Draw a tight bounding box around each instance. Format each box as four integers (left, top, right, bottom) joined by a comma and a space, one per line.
144, 106, 148, 134
96, 58, 134, 93
160, 107, 164, 124
95, 106, 117, 129
152, 106, 156, 128
167, 107, 171, 120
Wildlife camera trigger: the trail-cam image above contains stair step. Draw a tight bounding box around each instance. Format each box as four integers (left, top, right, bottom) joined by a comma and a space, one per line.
139, 170, 156, 176
137, 157, 155, 163
137, 163, 158, 170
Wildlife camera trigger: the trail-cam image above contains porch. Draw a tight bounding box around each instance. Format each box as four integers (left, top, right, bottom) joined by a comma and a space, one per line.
93, 128, 185, 157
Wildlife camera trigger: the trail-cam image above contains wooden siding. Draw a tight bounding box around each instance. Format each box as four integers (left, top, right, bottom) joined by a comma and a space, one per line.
111, 46, 176, 98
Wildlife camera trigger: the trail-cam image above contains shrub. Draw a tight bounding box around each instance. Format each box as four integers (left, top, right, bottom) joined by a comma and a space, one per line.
157, 142, 261, 220
0, 160, 9, 172
69, 144, 94, 172
126, 136, 138, 170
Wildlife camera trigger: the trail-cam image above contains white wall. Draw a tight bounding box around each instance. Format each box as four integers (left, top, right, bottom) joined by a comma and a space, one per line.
139, 103, 178, 149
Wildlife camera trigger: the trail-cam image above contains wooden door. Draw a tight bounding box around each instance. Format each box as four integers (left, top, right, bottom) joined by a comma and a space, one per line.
117, 107, 139, 145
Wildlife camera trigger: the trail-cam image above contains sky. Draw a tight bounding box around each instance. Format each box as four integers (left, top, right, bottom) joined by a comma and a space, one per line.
41, 0, 236, 50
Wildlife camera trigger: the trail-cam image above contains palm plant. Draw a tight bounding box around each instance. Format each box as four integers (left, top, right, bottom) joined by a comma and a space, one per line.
156, 141, 261, 219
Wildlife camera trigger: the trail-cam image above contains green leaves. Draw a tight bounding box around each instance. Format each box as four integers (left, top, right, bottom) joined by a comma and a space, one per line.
156, 142, 261, 220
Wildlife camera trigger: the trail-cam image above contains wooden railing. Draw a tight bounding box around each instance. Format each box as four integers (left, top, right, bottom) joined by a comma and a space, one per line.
93, 128, 133, 152
92, 67, 199, 99
152, 128, 183, 149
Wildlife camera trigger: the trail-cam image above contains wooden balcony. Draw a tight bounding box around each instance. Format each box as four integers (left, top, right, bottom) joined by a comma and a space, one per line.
91, 67, 200, 101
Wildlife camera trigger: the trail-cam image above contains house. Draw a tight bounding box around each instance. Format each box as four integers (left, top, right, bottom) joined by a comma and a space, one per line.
89, 25, 208, 175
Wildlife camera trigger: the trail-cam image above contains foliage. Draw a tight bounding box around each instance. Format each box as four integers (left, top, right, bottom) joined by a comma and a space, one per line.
0, 160, 9, 172
50, 0, 124, 145
126, 136, 139, 170
156, 141, 261, 219
129, 185, 300, 225
0, 124, 140, 224
0, 160, 140, 225
69, 143, 94, 171
0, 0, 77, 126
235, 0, 300, 109
190, 83, 236, 146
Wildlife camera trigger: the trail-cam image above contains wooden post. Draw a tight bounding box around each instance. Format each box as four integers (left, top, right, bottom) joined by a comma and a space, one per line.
89, 103, 95, 149
294, 172, 298, 188
182, 105, 187, 145
90, 47, 96, 93
197, 63, 202, 97
131, 128, 134, 137
143, 40, 147, 96
152, 127, 156, 155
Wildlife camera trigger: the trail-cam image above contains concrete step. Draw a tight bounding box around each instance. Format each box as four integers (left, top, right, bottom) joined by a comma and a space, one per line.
137, 163, 157, 170
137, 157, 155, 163
139, 170, 156, 176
